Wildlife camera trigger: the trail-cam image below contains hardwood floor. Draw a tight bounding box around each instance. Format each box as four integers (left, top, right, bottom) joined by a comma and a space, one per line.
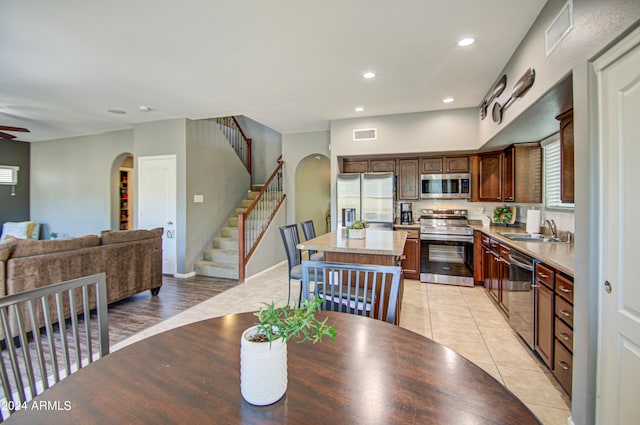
107, 274, 239, 346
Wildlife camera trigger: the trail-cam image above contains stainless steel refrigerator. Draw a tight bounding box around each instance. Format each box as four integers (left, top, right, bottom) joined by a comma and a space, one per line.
336, 172, 394, 229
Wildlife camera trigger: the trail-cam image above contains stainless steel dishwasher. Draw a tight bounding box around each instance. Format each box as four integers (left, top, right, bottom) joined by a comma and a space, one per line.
508, 250, 535, 349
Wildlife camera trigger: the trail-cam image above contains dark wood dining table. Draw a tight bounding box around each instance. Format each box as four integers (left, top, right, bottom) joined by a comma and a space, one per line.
5, 311, 540, 424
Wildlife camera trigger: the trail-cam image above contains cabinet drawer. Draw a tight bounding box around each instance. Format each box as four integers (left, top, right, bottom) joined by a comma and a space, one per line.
556, 296, 574, 327
535, 263, 555, 290
554, 338, 573, 395
499, 245, 511, 259
555, 317, 573, 352
556, 274, 574, 303
406, 229, 419, 239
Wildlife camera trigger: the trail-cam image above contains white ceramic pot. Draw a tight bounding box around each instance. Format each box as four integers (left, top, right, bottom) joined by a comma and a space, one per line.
240, 326, 287, 405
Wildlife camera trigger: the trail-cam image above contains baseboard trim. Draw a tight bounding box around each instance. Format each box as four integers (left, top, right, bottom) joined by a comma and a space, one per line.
173, 271, 196, 279
245, 261, 287, 281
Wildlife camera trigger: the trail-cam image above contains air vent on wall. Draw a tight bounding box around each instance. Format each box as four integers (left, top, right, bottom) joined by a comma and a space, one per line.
353, 128, 377, 141
546, 0, 573, 57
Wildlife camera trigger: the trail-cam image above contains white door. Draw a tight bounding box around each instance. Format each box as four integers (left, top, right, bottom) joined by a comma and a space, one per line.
138, 155, 177, 275
595, 28, 640, 425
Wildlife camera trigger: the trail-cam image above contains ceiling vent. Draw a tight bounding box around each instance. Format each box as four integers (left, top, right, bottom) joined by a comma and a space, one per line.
546, 0, 573, 57
353, 128, 377, 141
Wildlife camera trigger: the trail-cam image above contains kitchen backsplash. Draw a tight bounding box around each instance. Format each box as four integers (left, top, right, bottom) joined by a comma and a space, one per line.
397, 199, 575, 233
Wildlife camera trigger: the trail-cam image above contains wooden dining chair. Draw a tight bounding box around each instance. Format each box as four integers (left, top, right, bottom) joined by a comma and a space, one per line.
301, 260, 402, 324
299, 220, 324, 261
0, 273, 109, 420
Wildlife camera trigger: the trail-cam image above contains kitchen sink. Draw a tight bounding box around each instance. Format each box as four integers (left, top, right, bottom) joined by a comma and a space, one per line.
498, 232, 563, 243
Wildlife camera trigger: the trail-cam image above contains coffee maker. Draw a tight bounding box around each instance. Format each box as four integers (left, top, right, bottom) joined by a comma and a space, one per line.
400, 203, 413, 224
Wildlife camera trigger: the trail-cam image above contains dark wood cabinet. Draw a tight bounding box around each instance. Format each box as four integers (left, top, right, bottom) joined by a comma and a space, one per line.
420, 157, 443, 173
400, 229, 420, 280
343, 159, 368, 173
498, 245, 511, 314
420, 156, 469, 174
478, 152, 502, 201
473, 231, 484, 285
553, 272, 574, 396
398, 159, 419, 200
502, 147, 515, 202
478, 145, 541, 203
487, 239, 500, 303
556, 108, 574, 203
534, 263, 555, 368
445, 156, 469, 173
370, 159, 396, 173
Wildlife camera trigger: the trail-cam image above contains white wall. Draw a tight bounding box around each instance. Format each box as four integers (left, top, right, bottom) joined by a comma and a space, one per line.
30, 129, 133, 238
186, 119, 250, 273
281, 131, 330, 225
235, 115, 282, 184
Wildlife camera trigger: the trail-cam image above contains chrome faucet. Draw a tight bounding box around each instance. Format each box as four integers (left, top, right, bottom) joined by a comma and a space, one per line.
543, 219, 557, 239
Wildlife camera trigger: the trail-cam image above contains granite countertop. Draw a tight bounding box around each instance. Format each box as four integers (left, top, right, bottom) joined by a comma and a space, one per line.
298, 229, 408, 256
470, 223, 574, 276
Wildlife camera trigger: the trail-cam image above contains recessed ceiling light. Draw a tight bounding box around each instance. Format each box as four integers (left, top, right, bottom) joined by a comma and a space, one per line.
363, 72, 376, 79
355, 106, 365, 112
138, 105, 151, 112
443, 97, 454, 103
457, 37, 475, 47
108, 109, 127, 115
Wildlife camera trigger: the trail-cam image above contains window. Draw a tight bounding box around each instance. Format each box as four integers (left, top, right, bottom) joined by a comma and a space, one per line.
542, 135, 574, 209
0, 165, 19, 185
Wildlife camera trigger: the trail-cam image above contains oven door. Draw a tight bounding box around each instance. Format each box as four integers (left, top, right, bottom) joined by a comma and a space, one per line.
420, 235, 474, 287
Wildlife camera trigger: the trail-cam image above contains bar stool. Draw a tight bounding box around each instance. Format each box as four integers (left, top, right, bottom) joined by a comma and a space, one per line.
300, 220, 325, 261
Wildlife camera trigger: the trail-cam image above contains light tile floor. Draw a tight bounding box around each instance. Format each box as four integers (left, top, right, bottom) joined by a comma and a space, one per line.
114, 262, 571, 425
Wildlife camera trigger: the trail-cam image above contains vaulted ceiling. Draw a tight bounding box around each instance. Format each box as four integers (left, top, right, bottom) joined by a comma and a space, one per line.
0, 0, 547, 142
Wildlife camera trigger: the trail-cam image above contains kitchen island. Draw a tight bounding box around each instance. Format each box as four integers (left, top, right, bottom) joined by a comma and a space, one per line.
298, 229, 408, 324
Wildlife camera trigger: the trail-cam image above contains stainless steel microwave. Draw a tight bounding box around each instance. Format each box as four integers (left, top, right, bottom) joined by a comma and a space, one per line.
420, 173, 471, 199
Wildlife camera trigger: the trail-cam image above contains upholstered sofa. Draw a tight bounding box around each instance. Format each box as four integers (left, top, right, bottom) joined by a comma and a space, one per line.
0, 228, 163, 337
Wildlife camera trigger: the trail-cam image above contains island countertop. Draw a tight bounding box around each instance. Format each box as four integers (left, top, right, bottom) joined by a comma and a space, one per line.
298, 229, 408, 257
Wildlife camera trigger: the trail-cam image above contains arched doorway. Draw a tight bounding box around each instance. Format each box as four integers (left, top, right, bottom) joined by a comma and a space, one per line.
110, 153, 134, 230
295, 154, 330, 235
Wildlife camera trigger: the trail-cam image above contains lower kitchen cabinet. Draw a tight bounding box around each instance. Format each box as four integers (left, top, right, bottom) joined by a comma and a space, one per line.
534, 262, 555, 369
400, 228, 420, 280
553, 273, 574, 395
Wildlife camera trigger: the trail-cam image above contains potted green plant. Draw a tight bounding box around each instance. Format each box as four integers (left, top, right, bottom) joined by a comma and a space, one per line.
347, 220, 367, 239
240, 298, 336, 405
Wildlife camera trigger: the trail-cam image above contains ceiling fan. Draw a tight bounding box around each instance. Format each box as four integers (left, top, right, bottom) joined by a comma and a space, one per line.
0, 125, 30, 140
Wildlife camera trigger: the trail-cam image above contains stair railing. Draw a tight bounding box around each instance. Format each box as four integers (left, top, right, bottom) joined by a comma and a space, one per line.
238, 156, 285, 282
215, 116, 252, 175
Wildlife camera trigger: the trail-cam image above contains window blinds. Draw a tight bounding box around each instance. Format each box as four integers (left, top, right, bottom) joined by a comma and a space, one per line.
0, 166, 19, 185
543, 140, 574, 209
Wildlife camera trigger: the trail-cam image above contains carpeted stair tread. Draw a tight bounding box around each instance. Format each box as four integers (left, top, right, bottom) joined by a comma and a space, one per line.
203, 248, 238, 262
195, 260, 238, 280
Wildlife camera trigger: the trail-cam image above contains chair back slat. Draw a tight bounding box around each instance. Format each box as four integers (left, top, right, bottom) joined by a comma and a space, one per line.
300, 220, 317, 257
302, 261, 401, 324
0, 273, 109, 421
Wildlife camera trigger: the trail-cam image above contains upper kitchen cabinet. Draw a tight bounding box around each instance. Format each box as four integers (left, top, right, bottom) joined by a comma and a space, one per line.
342, 158, 369, 173
506, 144, 542, 203
478, 152, 502, 201
556, 108, 574, 203
476, 144, 541, 203
370, 159, 396, 173
420, 155, 469, 174
341, 157, 396, 173
398, 158, 419, 200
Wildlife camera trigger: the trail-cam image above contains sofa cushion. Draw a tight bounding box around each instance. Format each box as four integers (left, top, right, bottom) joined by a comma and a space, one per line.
8, 235, 100, 258
0, 221, 40, 242
100, 227, 163, 245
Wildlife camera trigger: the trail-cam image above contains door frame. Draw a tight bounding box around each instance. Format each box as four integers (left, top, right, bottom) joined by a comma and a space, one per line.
137, 154, 177, 276
593, 25, 640, 424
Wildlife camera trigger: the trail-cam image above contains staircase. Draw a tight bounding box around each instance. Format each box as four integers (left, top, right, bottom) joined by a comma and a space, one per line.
195, 186, 263, 279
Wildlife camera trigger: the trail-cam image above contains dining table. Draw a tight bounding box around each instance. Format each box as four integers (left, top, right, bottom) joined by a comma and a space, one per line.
4, 311, 540, 424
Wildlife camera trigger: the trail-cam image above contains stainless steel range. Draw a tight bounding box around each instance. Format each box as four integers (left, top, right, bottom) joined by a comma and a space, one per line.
420, 209, 474, 287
